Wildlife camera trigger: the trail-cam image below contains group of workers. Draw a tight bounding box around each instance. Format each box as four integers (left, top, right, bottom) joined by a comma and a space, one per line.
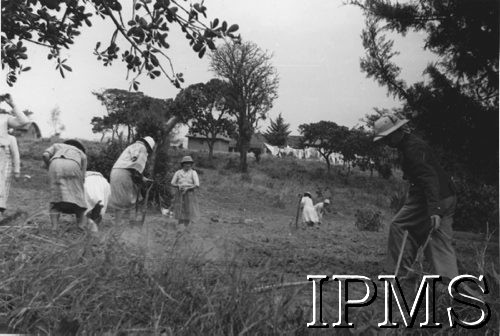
0, 95, 200, 233
300, 192, 330, 227
0, 92, 461, 283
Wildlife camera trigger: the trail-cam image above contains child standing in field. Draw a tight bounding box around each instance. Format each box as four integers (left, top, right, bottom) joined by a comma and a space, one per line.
300, 192, 319, 227
171, 156, 200, 232
0, 134, 21, 218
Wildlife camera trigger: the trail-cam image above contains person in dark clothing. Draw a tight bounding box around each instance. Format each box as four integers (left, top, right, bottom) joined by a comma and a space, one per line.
372, 114, 458, 281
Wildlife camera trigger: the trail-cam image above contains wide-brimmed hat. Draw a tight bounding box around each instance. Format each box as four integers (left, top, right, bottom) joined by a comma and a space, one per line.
141, 136, 156, 152
64, 139, 86, 153
181, 156, 194, 165
324, 199, 330, 205
372, 114, 409, 142
303, 192, 312, 198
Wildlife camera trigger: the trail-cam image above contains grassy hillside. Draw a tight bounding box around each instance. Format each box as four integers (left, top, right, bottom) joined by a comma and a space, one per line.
1, 138, 498, 335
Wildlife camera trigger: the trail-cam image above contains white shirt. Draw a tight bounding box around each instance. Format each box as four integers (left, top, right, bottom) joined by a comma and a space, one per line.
171, 169, 200, 188
113, 141, 149, 173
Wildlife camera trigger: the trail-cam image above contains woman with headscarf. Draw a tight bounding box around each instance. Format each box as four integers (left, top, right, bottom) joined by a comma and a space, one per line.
42, 139, 88, 230
171, 156, 200, 231
108, 136, 155, 226
0, 94, 29, 219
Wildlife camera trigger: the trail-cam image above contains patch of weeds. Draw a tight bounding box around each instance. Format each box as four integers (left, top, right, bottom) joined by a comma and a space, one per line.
355, 209, 383, 232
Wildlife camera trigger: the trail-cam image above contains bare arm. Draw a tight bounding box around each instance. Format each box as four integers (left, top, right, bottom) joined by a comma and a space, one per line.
42, 152, 51, 168
170, 171, 179, 188
9, 136, 20, 175
5, 95, 29, 128
42, 145, 55, 169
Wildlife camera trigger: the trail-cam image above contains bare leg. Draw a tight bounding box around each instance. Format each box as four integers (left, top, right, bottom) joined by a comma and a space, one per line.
49, 208, 60, 230
75, 209, 87, 230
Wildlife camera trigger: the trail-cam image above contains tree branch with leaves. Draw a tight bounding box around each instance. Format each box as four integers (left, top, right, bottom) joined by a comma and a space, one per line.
2, 0, 240, 88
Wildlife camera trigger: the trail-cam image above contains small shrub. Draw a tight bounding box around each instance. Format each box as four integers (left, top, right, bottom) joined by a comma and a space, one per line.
86, 140, 125, 179
355, 209, 383, 232
224, 158, 240, 171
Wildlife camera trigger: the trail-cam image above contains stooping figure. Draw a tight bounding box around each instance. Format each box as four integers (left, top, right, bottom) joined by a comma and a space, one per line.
314, 198, 330, 225
300, 192, 319, 227
171, 156, 200, 231
0, 94, 29, 218
42, 139, 88, 230
372, 114, 459, 281
108, 136, 155, 226
84, 171, 111, 232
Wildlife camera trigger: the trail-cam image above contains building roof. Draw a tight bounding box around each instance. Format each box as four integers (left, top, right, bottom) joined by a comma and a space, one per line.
186, 132, 231, 142
229, 133, 267, 149
287, 135, 303, 148
12, 122, 42, 137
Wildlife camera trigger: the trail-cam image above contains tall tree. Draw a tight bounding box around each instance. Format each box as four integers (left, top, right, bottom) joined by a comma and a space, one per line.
2, 0, 239, 89
264, 113, 291, 147
48, 106, 65, 136
354, 0, 498, 184
175, 78, 235, 160
299, 121, 348, 173
210, 41, 279, 172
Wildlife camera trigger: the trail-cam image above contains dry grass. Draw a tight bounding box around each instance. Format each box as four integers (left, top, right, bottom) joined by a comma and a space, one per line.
0, 215, 312, 335
3, 139, 497, 334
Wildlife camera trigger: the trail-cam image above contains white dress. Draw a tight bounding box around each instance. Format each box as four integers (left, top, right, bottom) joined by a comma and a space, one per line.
0, 115, 20, 210
84, 171, 111, 231
301, 196, 319, 224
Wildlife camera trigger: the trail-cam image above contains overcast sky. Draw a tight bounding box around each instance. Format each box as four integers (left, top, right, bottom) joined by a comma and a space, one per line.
1, 0, 435, 141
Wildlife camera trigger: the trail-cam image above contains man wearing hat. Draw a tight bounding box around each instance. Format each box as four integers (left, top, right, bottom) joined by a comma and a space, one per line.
372, 114, 458, 281
109, 136, 155, 226
171, 156, 200, 231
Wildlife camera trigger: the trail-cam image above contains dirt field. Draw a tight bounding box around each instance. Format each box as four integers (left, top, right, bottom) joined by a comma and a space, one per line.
2, 139, 499, 334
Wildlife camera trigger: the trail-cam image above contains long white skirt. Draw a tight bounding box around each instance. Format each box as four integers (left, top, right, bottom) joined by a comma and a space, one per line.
0, 146, 12, 210
301, 196, 319, 224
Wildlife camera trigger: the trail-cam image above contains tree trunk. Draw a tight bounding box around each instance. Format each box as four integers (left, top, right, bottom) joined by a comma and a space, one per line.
239, 138, 249, 173
208, 141, 214, 161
